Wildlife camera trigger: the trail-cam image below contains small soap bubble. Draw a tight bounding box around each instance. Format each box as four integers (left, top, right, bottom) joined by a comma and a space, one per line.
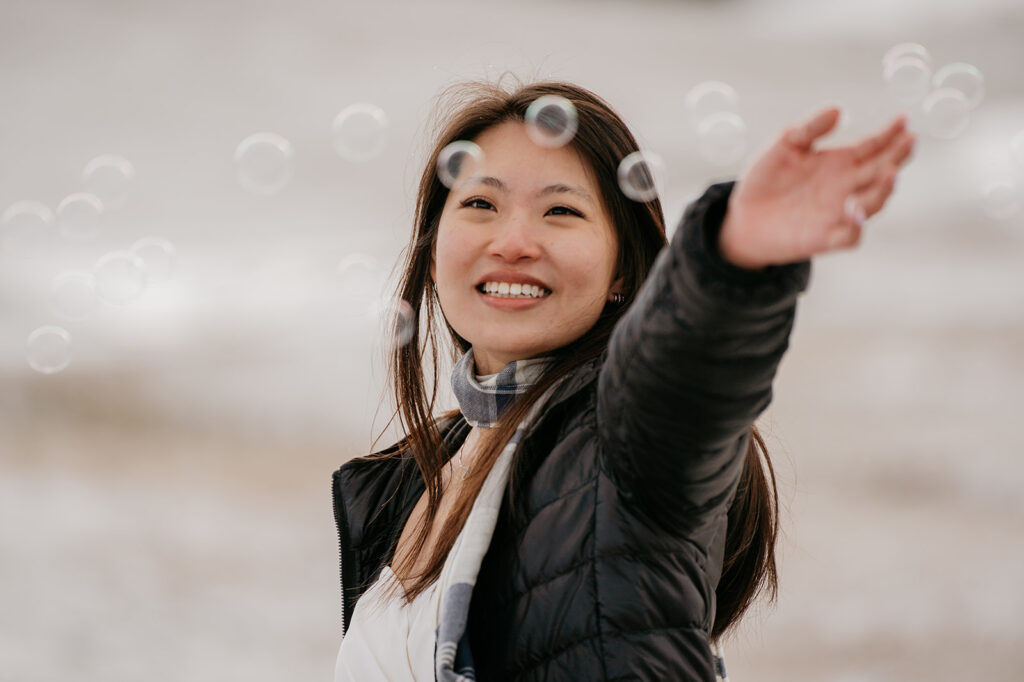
57, 192, 104, 241
980, 179, 1021, 220
697, 112, 748, 166
332, 102, 389, 162
685, 81, 739, 129
436, 141, 484, 189
370, 298, 417, 349
1, 200, 55, 250
51, 270, 99, 320
27, 325, 72, 374
130, 236, 176, 285
234, 132, 295, 195
883, 42, 932, 69
524, 95, 578, 148
1010, 131, 1024, 173
883, 56, 932, 105
81, 154, 136, 210
617, 151, 665, 203
921, 88, 971, 139
337, 253, 384, 304
932, 62, 985, 110
94, 250, 148, 305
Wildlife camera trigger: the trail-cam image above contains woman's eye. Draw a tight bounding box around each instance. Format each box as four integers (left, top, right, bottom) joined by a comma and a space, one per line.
547, 205, 583, 218
462, 198, 494, 210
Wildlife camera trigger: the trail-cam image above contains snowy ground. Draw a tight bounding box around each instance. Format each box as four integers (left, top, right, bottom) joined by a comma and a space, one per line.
2, 0, 1023, 680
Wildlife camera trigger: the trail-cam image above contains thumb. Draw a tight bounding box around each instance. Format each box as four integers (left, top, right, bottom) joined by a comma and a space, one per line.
785, 107, 841, 151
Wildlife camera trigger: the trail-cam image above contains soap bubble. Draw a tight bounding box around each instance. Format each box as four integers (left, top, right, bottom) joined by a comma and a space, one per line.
883, 43, 932, 69
234, 132, 295, 195
27, 325, 72, 374
932, 62, 985, 110
332, 102, 389, 162
51, 270, 99, 320
685, 81, 739, 129
57, 192, 104, 241
617, 151, 665, 203
525, 95, 578, 148
436, 141, 484, 189
883, 56, 931, 105
921, 88, 971, 139
82, 154, 136, 210
980, 179, 1020, 220
1, 200, 55, 250
130, 237, 176, 285
1011, 131, 1024, 173
337, 253, 384, 305
94, 250, 148, 305
697, 112, 748, 166
370, 298, 416, 349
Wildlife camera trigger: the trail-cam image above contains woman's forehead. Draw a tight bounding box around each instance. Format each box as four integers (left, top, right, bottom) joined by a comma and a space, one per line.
469, 122, 598, 191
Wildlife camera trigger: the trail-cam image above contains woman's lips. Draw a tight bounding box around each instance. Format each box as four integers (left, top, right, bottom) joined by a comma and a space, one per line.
476, 287, 548, 310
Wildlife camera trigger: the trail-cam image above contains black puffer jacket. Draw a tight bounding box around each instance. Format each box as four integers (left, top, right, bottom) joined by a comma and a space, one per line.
332, 182, 811, 681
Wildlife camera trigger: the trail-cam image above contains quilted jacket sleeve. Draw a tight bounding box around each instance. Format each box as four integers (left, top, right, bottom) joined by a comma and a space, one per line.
597, 181, 811, 539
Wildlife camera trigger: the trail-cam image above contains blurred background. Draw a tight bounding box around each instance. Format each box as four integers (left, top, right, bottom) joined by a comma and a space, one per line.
2, 0, 1023, 680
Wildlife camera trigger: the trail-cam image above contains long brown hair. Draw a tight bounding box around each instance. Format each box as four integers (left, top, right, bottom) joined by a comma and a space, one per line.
372, 78, 778, 640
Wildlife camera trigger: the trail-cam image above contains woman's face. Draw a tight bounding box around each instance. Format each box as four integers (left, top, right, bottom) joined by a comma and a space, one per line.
432, 121, 621, 375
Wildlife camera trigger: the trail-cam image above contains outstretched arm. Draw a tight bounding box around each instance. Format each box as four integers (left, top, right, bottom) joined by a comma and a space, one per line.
598, 109, 915, 538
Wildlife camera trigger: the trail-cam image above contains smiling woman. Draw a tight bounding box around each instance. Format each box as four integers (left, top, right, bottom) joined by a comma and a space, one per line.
433, 122, 621, 374
330, 79, 914, 681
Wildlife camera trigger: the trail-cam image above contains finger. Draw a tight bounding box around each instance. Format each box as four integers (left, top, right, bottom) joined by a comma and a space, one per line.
852, 131, 916, 190
890, 131, 916, 167
822, 195, 867, 252
825, 223, 863, 251
851, 115, 908, 162
786, 107, 841, 150
855, 169, 899, 218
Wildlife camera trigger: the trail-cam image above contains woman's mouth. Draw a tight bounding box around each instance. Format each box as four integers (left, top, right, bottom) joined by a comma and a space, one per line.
476, 281, 552, 299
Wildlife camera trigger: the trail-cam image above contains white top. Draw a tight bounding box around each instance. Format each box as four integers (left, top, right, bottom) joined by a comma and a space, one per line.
333, 564, 442, 682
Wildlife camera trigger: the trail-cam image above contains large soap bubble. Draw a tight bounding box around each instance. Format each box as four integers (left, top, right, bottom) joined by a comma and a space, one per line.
617, 151, 666, 203
1, 200, 55, 251
436, 141, 484, 189
525, 95, 578, 148
921, 88, 971, 139
94, 250, 148, 305
82, 154, 136, 210
332, 102, 389, 162
685, 81, 739, 129
27, 325, 72, 374
234, 132, 295, 195
57, 193, 104, 241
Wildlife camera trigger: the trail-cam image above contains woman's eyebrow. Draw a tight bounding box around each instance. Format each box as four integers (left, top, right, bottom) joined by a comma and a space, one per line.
467, 177, 594, 204
538, 183, 594, 203
468, 176, 507, 191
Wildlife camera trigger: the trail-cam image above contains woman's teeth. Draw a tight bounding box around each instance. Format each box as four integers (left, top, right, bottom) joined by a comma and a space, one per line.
479, 281, 551, 299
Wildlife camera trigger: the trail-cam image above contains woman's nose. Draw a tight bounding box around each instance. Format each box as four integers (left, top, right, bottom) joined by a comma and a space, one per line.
487, 215, 541, 262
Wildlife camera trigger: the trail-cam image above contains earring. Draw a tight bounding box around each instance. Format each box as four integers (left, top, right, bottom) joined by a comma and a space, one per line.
610, 292, 625, 304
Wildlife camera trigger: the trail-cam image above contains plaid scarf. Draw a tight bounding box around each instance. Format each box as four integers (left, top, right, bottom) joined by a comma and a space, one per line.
434, 348, 553, 681
450, 348, 552, 428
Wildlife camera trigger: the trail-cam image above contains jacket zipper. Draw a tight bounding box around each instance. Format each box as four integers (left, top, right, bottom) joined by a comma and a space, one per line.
331, 474, 353, 640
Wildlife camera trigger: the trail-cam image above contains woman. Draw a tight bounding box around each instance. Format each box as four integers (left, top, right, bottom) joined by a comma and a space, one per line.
332, 80, 914, 681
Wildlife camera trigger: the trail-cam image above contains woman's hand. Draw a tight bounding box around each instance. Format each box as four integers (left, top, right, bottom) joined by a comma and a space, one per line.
718, 108, 916, 269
